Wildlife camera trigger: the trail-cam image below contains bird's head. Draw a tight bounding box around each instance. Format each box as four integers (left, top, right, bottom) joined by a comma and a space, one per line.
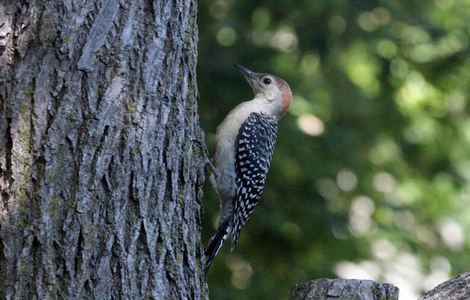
235, 64, 292, 116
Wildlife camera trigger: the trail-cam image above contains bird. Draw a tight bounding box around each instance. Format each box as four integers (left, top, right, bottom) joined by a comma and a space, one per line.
204, 64, 292, 274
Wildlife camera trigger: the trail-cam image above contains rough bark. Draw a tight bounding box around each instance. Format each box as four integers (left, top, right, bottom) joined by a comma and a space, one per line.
291, 273, 470, 300
0, 1, 207, 299
290, 278, 399, 300
419, 272, 470, 300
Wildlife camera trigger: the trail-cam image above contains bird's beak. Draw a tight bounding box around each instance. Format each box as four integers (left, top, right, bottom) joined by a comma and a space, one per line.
234, 64, 259, 91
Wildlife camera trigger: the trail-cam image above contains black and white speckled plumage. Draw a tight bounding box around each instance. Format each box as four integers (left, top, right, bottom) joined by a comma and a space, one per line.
204, 65, 292, 274
204, 112, 278, 273
231, 112, 277, 249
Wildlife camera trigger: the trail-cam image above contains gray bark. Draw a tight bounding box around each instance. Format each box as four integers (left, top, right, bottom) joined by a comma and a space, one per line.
0, 0, 207, 299
290, 278, 399, 300
419, 272, 470, 300
291, 273, 470, 300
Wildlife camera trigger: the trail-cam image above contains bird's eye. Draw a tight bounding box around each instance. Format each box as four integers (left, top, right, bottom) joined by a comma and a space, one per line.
263, 77, 272, 85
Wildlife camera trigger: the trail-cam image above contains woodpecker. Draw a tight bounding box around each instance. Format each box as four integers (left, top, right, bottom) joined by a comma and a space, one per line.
204, 65, 292, 273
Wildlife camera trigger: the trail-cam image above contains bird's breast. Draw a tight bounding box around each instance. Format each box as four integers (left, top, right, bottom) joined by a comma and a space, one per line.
213, 102, 264, 200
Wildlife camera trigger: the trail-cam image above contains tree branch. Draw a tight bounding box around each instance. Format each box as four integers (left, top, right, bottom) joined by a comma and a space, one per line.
291, 272, 470, 299
290, 278, 399, 300
419, 272, 470, 300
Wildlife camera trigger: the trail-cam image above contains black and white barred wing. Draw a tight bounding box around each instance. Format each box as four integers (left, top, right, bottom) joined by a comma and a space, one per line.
231, 112, 278, 250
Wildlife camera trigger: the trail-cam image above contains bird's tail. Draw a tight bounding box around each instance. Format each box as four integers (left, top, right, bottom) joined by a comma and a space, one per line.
204, 219, 230, 275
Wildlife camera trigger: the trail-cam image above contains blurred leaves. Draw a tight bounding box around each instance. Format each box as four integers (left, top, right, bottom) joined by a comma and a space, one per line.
198, 0, 470, 299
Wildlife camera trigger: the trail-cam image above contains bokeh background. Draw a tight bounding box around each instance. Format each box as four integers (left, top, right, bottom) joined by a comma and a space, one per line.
197, 0, 470, 299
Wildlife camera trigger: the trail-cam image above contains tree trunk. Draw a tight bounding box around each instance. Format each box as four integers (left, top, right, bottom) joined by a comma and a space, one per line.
0, 1, 207, 299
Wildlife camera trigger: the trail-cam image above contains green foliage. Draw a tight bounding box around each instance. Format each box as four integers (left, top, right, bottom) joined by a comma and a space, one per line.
198, 0, 470, 298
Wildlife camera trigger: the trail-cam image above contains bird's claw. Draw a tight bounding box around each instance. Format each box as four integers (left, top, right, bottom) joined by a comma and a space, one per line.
191, 139, 216, 175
